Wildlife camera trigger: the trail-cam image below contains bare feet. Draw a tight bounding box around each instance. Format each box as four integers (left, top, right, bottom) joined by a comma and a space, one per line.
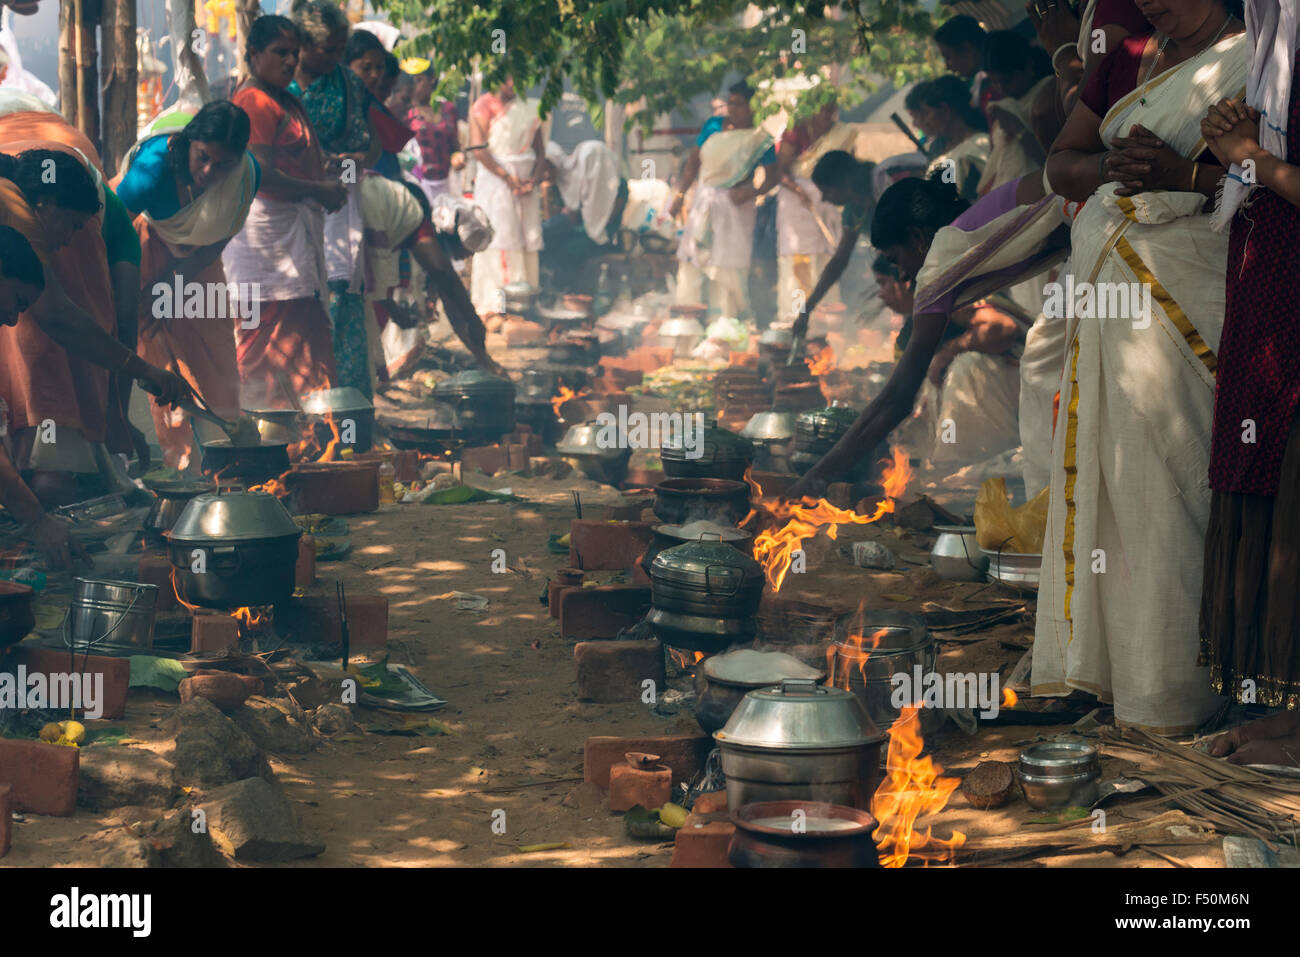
1207, 710, 1300, 763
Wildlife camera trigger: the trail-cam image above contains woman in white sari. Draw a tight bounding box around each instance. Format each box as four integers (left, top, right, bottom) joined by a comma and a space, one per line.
1035, 0, 1247, 733
468, 77, 545, 317
670, 82, 777, 318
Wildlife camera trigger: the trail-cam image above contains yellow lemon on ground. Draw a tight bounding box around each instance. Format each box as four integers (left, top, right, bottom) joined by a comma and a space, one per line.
39, 722, 62, 743
60, 720, 86, 744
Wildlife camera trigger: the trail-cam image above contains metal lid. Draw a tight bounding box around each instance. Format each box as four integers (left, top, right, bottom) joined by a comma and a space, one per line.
797, 405, 859, 437
556, 420, 628, 460
740, 410, 797, 441
659, 317, 705, 339
702, 648, 824, 688
654, 520, 751, 544
758, 326, 794, 347
650, 539, 763, 591
300, 387, 374, 415
1019, 741, 1099, 778
434, 370, 517, 399
660, 426, 754, 466
715, 678, 883, 750
168, 490, 302, 543
145, 478, 213, 497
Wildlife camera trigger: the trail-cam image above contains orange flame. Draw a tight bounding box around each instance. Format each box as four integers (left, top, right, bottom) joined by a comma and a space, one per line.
232, 606, 268, 629
751, 447, 911, 591
1001, 687, 1018, 708
316, 411, 342, 463
667, 647, 707, 669
871, 707, 966, 867
805, 345, 836, 377
826, 622, 891, 689
248, 471, 291, 498
551, 385, 590, 417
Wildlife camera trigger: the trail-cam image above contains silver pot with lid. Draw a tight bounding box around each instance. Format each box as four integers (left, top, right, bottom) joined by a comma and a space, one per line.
640, 520, 751, 578
660, 425, 754, 482
647, 537, 764, 653
791, 403, 859, 474
166, 489, 302, 608
433, 369, 517, 441
555, 419, 632, 485
1018, 740, 1101, 809
716, 678, 885, 810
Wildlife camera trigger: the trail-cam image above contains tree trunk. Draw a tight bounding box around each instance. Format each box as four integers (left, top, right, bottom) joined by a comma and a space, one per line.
100, 0, 138, 176
168, 0, 210, 111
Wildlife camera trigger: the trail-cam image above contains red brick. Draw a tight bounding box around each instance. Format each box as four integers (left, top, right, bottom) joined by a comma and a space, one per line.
827, 482, 855, 509
574, 640, 664, 703
567, 519, 655, 571
608, 763, 673, 812
670, 812, 735, 868
693, 790, 729, 815
14, 646, 130, 720
0, 784, 10, 856
296, 534, 316, 589
291, 594, 388, 649
288, 462, 379, 515
137, 553, 177, 611
191, 612, 239, 655
584, 734, 712, 791
507, 444, 529, 471
460, 445, 508, 475
0, 739, 79, 816
548, 568, 584, 618
559, 584, 651, 642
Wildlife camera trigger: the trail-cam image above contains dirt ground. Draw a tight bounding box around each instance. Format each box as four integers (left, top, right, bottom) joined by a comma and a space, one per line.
0, 466, 1225, 868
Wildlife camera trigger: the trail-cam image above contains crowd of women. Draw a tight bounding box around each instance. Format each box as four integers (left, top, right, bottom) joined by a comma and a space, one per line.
784, 0, 1300, 760
0, 0, 509, 570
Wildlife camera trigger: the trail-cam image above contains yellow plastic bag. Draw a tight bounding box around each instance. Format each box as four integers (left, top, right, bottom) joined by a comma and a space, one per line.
975, 478, 1049, 554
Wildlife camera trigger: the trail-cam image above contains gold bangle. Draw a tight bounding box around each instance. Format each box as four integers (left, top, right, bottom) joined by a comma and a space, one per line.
1190, 161, 1199, 192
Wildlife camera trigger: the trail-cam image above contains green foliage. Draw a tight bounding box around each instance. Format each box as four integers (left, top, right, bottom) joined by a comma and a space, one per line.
374, 0, 939, 125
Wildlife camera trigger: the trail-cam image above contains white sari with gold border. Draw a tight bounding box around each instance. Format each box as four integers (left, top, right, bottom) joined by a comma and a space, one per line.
1030, 32, 1247, 733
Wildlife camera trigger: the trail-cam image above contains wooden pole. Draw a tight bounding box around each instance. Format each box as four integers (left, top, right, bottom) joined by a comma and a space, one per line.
58, 0, 77, 126
234, 0, 260, 87
169, 0, 211, 110
100, 0, 137, 175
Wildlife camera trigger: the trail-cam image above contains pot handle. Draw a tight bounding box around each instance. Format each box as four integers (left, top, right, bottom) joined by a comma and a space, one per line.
778, 678, 825, 696
209, 545, 242, 576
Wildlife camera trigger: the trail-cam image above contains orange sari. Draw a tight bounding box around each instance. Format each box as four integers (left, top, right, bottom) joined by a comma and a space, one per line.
0, 112, 116, 468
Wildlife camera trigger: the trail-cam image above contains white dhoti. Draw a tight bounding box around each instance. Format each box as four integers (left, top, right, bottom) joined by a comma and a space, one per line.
922, 352, 1022, 467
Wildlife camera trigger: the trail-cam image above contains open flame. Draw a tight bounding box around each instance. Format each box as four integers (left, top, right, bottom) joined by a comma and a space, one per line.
232, 606, 268, 630
667, 647, 707, 669
1001, 687, 1018, 708
826, 623, 891, 689
871, 707, 966, 867
805, 345, 836, 377
551, 385, 590, 417
751, 448, 912, 591
248, 473, 290, 498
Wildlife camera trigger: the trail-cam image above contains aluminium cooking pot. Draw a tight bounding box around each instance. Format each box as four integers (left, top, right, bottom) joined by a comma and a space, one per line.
694, 648, 824, 735
640, 520, 751, 579
555, 420, 632, 486
715, 678, 884, 810
166, 489, 301, 609
433, 369, 517, 441
660, 425, 754, 482
647, 539, 764, 653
